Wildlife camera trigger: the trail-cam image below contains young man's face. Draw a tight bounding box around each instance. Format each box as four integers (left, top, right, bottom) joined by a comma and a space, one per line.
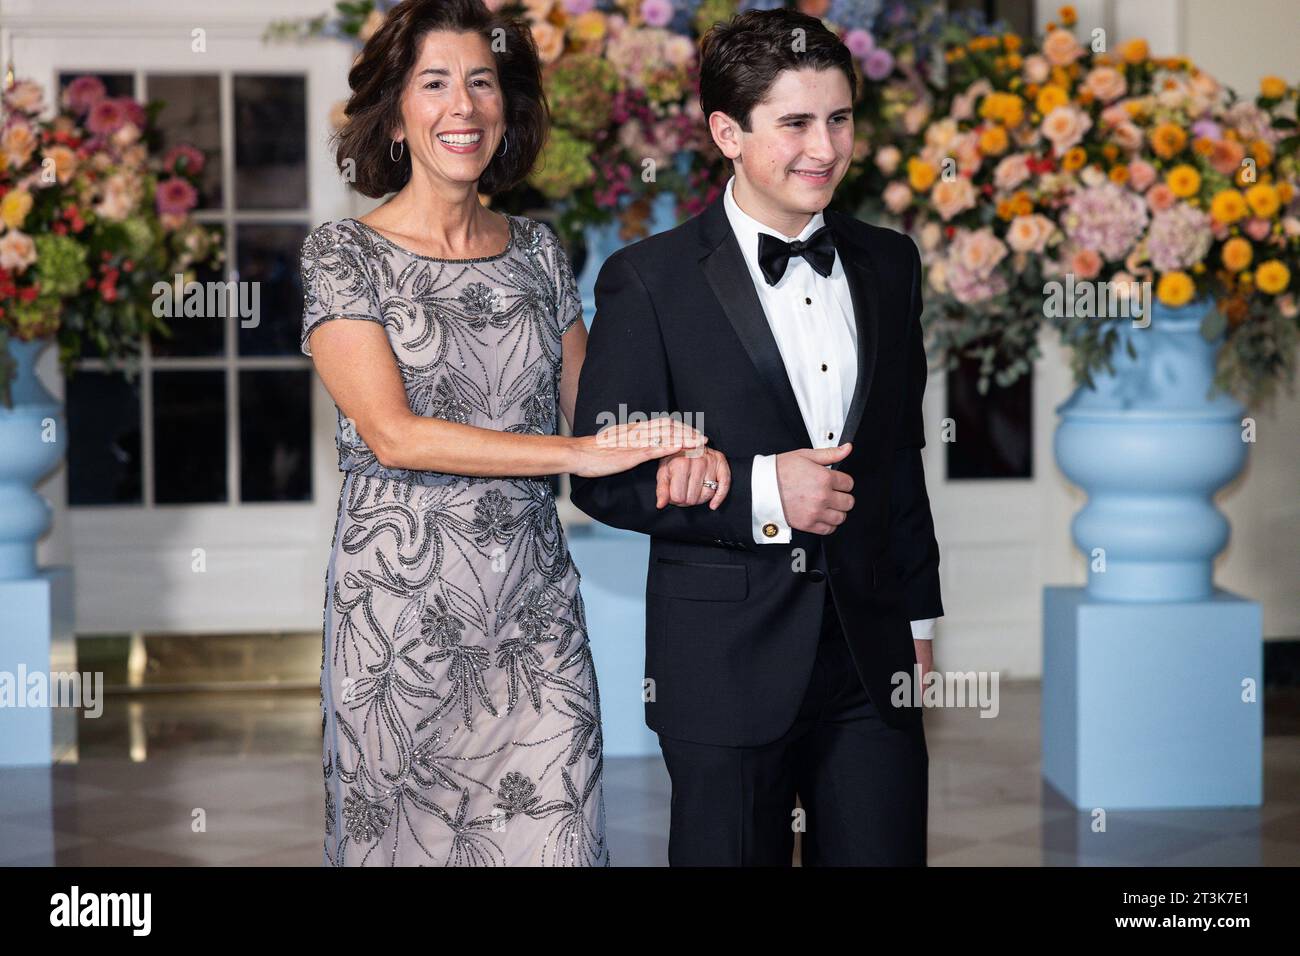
711, 67, 854, 233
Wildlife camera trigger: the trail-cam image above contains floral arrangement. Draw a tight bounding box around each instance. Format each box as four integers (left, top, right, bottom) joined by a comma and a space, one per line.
0, 74, 222, 407
271, 0, 954, 247
881, 5, 1299, 405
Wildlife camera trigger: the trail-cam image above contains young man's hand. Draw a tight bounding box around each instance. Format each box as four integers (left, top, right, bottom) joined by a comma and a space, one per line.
655, 447, 732, 510
774, 444, 854, 534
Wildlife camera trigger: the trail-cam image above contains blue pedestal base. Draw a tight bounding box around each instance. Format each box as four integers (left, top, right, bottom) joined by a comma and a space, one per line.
0, 567, 77, 767
565, 525, 658, 758
1042, 585, 1262, 809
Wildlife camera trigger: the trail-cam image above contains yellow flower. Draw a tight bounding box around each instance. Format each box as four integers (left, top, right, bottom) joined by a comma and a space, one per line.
1278, 182, 1295, 205
1120, 38, 1149, 64
1259, 75, 1287, 99
0, 189, 33, 229
907, 157, 937, 192
1062, 146, 1087, 171
571, 10, 607, 42
979, 92, 1025, 127
1255, 259, 1290, 295
1220, 237, 1252, 272
1166, 164, 1201, 198
1245, 183, 1279, 218
1156, 271, 1195, 307
1109, 164, 1129, 184
1003, 34, 1022, 52
1249, 139, 1272, 168
1059, 5, 1078, 26
1151, 123, 1188, 159
1035, 84, 1069, 115
1210, 189, 1248, 224
979, 124, 1009, 155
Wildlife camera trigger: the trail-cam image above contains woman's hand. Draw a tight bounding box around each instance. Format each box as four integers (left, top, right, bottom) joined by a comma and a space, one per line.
655, 447, 731, 510
568, 417, 707, 479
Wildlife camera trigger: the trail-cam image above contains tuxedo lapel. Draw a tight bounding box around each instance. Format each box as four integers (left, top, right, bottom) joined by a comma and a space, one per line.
825, 210, 881, 451
698, 197, 813, 448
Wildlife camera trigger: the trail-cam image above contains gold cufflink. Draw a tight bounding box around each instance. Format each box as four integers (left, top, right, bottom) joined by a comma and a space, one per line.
762, 522, 779, 538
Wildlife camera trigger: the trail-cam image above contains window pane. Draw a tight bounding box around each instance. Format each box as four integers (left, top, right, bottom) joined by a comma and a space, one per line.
147, 73, 223, 209
945, 359, 1033, 480
58, 72, 134, 99
235, 222, 309, 357
153, 370, 227, 503
66, 370, 143, 505
233, 74, 307, 210
239, 369, 312, 502
150, 229, 229, 357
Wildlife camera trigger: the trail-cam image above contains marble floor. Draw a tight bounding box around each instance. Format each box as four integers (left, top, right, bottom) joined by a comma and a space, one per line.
0, 682, 1296, 866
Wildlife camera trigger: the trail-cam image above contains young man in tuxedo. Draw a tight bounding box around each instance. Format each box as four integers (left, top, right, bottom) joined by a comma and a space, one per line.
569, 8, 943, 865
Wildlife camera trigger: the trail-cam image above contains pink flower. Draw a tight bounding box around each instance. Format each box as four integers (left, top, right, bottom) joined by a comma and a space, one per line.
1006, 214, 1055, 254
1111, 121, 1144, 153
1070, 247, 1102, 279
1244, 217, 1271, 241
1041, 106, 1092, 154
883, 181, 913, 214
156, 177, 198, 217
163, 144, 206, 177
1083, 67, 1127, 103
1128, 159, 1157, 192
931, 177, 977, 221
864, 48, 895, 81
844, 29, 875, 59
1042, 29, 1085, 67
62, 75, 106, 115
639, 0, 673, 28
993, 153, 1032, 191
1146, 183, 1176, 213
86, 98, 128, 135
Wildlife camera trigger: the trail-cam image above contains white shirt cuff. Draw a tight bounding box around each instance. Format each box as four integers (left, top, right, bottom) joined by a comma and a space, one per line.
750, 454, 791, 544
910, 618, 937, 640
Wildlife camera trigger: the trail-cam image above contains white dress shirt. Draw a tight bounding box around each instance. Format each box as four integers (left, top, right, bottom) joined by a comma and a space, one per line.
722, 175, 937, 640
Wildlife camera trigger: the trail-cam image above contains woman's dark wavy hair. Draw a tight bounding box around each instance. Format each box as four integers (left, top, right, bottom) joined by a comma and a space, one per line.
332, 0, 547, 198
699, 8, 856, 131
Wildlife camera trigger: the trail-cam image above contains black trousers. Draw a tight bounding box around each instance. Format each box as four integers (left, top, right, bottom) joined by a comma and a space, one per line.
657, 596, 929, 866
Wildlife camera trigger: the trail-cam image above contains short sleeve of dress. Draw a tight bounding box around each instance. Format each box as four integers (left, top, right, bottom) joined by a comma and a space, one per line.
546, 224, 584, 336
299, 221, 384, 356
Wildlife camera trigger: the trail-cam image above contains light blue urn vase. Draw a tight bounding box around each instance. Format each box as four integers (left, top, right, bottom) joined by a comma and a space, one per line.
1053, 297, 1247, 602
0, 337, 66, 580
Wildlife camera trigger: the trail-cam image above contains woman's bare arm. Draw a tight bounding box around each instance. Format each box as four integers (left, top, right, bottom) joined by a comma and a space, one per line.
308, 317, 699, 478
559, 319, 587, 431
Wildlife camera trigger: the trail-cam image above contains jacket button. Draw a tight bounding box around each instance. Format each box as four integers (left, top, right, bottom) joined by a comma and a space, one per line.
807, 569, 826, 582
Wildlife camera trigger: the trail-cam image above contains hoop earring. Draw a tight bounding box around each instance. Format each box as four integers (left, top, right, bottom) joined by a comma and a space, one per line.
496, 133, 508, 158
390, 139, 405, 162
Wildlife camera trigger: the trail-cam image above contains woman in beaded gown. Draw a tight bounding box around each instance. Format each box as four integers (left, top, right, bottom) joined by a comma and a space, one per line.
299, 0, 725, 866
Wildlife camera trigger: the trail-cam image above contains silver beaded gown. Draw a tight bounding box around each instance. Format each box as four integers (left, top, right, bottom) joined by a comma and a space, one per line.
299, 214, 607, 866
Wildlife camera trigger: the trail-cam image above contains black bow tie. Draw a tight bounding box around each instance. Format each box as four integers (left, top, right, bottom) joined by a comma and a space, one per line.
757, 225, 837, 286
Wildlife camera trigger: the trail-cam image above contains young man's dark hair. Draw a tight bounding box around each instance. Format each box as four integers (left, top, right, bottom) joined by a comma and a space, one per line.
698, 8, 857, 133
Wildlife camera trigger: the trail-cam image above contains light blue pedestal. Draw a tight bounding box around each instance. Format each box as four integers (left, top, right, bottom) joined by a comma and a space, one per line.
0, 567, 76, 767
565, 524, 658, 758
1042, 586, 1262, 809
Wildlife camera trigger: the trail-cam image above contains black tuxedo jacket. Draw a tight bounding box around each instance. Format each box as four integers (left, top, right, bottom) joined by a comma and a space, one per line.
569, 192, 943, 747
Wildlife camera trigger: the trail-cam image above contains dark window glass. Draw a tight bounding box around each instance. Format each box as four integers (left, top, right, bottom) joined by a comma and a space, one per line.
66, 370, 143, 505
153, 370, 227, 503
235, 222, 309, 356
945, 359, 1032, 480
239, 369, 312, 502
233, 75, 307, 210
150, 228, 228, 357
147, 73, 223, 208
58, 71, 135, 98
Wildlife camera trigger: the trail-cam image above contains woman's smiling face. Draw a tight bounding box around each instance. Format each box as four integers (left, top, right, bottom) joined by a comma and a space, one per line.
396, 30, 506, 188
